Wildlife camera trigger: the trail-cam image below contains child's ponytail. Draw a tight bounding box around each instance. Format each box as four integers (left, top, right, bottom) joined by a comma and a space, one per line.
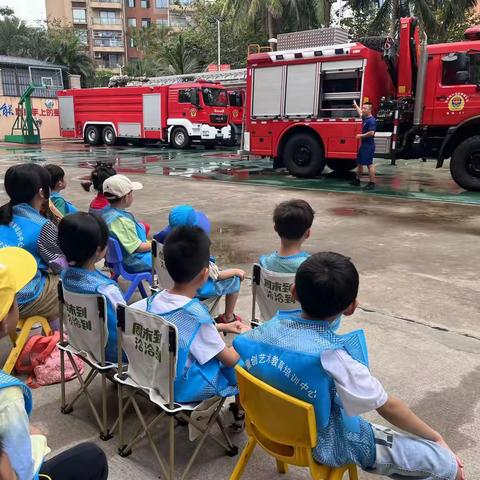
0, 202, 13, 225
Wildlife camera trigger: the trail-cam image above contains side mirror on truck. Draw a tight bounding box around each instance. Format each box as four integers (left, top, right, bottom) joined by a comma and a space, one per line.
191, 88, 201, 108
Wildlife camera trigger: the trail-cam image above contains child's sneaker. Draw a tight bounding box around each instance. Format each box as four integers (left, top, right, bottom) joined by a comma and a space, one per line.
215, 313, 243, 324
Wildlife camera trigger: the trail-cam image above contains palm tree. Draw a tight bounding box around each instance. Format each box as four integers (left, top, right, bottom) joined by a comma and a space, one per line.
349, 0, 477, 37
159, 34, 200, 75
0, 15, 30, 55
224, 0, 331, 40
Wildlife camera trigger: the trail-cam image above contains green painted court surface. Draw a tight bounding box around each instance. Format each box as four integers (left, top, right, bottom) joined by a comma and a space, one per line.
1, 139, 480, 205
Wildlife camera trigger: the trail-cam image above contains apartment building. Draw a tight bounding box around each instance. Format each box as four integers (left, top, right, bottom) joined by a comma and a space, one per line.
45, 0, 194, 70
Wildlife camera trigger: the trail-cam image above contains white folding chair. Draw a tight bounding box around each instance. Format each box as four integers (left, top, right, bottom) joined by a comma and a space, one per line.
251, 263, 300, 327
58, 280, 117, 440
115, 304, 238, 480
152, 239, 221, 315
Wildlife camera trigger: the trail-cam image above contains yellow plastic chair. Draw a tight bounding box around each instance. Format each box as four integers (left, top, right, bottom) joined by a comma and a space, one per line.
230, 366, 358, 480
3, 316, 52, 374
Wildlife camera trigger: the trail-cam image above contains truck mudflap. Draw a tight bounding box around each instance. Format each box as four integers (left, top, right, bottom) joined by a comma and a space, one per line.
437, 127, 456, 168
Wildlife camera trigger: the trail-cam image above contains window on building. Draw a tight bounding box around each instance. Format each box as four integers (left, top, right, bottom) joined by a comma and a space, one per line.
141, 18, 151, 27
72, 9, 86, 23
141, 0, 150, 7
74, 29, 88, 45
95, 52, 123, 69
155, 0, 168, 7
127, 17, 137, 27
128, 0, 135, 7
130, 37, 135, 48
179, 89, 192, 103
156, 18, 168, 26
93, 30, 123, 47
98, 11, 119, 25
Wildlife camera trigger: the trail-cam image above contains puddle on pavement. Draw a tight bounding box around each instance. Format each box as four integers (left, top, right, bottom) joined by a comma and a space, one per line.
2, 141, 480, 206
210, 223, 256, 265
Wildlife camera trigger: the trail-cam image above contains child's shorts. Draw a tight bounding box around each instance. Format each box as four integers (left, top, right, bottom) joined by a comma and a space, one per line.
357, 144, 375, 166
366, 424, 457, 480
197, 276, 241, 298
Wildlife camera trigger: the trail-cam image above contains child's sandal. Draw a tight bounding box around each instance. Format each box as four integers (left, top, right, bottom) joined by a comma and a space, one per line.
215, 313, 243, 324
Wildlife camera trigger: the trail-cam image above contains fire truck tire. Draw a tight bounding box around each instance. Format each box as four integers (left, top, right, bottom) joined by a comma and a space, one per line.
450, 136, 480, 191
171, 127, 191, 149
283, 133, 325, 177
102, 126, 117, 146
326, 159, 357, 173
84, 125, 101, 146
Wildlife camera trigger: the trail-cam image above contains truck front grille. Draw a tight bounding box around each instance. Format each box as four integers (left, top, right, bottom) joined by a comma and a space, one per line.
210, 114, 228, 124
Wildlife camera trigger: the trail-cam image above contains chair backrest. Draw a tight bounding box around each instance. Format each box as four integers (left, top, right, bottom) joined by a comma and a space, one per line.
117, 304, 178, 406
251, 263, 300, 323
152, 239, 174, 290
106, 237, 123, 266
236, 366, 317, 452
58, 280, 108, 366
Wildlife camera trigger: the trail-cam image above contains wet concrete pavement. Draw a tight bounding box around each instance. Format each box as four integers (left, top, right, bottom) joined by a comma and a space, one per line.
0, 140, 478, 479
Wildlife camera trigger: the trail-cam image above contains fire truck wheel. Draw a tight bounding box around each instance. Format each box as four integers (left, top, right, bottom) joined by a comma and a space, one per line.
84, 125, 101, 146
283, 133, 325, 177
102, 126, 117, 146
171, 127, 191, 149
450, 136, 480, 191
326, 159, 357, 173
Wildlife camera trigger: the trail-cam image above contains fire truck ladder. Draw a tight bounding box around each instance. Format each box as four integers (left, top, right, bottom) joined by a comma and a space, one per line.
4, 83, 41, 144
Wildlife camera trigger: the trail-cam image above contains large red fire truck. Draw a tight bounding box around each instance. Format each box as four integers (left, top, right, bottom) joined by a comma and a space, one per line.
57, 81, 231, 148
244, 18, 480, 191
226, 88, 245, 145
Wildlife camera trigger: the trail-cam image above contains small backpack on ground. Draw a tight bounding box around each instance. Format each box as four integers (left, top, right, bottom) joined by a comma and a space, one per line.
15, 332, 84, 388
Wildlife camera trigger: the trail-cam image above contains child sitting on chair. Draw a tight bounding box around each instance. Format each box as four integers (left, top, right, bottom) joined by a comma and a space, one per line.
101, 174, 152, 273
58, 212, 126, 363
260, 199, 314, 273
133, 226, 248, 403
0, 246, 109, 480
155, 205, 245, 324
234, 252, 464, 480
82, 162, 117, 217
45, 164, 78, 216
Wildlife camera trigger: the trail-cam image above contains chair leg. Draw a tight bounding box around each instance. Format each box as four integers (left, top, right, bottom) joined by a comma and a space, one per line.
123, 281, 138, 303
276, 459, 288, 474
3, 317, 36, 374
308, 456, 331, 480
327, 465, 349, 480
347, 465, 358, 480
138, 280, 148, 299
229, 437, 257, 480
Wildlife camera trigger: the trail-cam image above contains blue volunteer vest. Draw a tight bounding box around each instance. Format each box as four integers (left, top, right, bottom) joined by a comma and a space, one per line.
102, 207, 151, 273
61, 267, 124, 363
0, 203, 48, 305
0, 369, 32, 415
146, 295, 238, 403
233, 311, 376, 469
50, 191, 78, 216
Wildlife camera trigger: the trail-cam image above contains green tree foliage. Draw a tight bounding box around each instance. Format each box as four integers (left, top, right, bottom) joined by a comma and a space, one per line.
160, 34, 200, 74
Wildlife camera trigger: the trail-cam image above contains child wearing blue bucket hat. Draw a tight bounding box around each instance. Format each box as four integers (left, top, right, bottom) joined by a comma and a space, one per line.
154, 205, 245, 324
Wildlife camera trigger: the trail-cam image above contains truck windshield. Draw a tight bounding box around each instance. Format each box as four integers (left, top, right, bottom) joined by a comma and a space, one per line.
202, 88, 228, 106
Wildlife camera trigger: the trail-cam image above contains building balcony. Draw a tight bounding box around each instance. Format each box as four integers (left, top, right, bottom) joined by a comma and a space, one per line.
73, 18, 87, 24
90, 1, 122, 9
92, 44, 125, 52
91, 22, 123, 30
91, 17, 123, 25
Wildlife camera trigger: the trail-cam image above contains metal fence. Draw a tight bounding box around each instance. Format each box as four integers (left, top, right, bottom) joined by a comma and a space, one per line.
0, 66, 64, 98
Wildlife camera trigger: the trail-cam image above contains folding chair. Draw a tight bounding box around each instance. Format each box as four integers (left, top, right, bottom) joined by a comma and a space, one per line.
115, 304, 238, 480
58, 280, 117, 440
3, 316, 52, 374
106, 237, 151, 302
152, 239, 221, 315
230, 366, 358, 480
251, 264, 300, 327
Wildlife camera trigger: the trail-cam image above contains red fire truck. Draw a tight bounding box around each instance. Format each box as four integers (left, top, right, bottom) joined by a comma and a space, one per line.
57, 81, 231, 148
226, 88, 245, 145
244, 18, 480, 191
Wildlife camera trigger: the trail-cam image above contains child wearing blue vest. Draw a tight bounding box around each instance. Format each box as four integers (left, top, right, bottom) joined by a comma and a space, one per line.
260, 199, 313, 273
101, 174, 152, 273
0, 246, 109, 480
0, 164, 67, 322
132, 226, 249, 403
154, 205, 245, 324
234, 253, 463, 480
58, 212, 126, 363
45, 164, 78, 217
